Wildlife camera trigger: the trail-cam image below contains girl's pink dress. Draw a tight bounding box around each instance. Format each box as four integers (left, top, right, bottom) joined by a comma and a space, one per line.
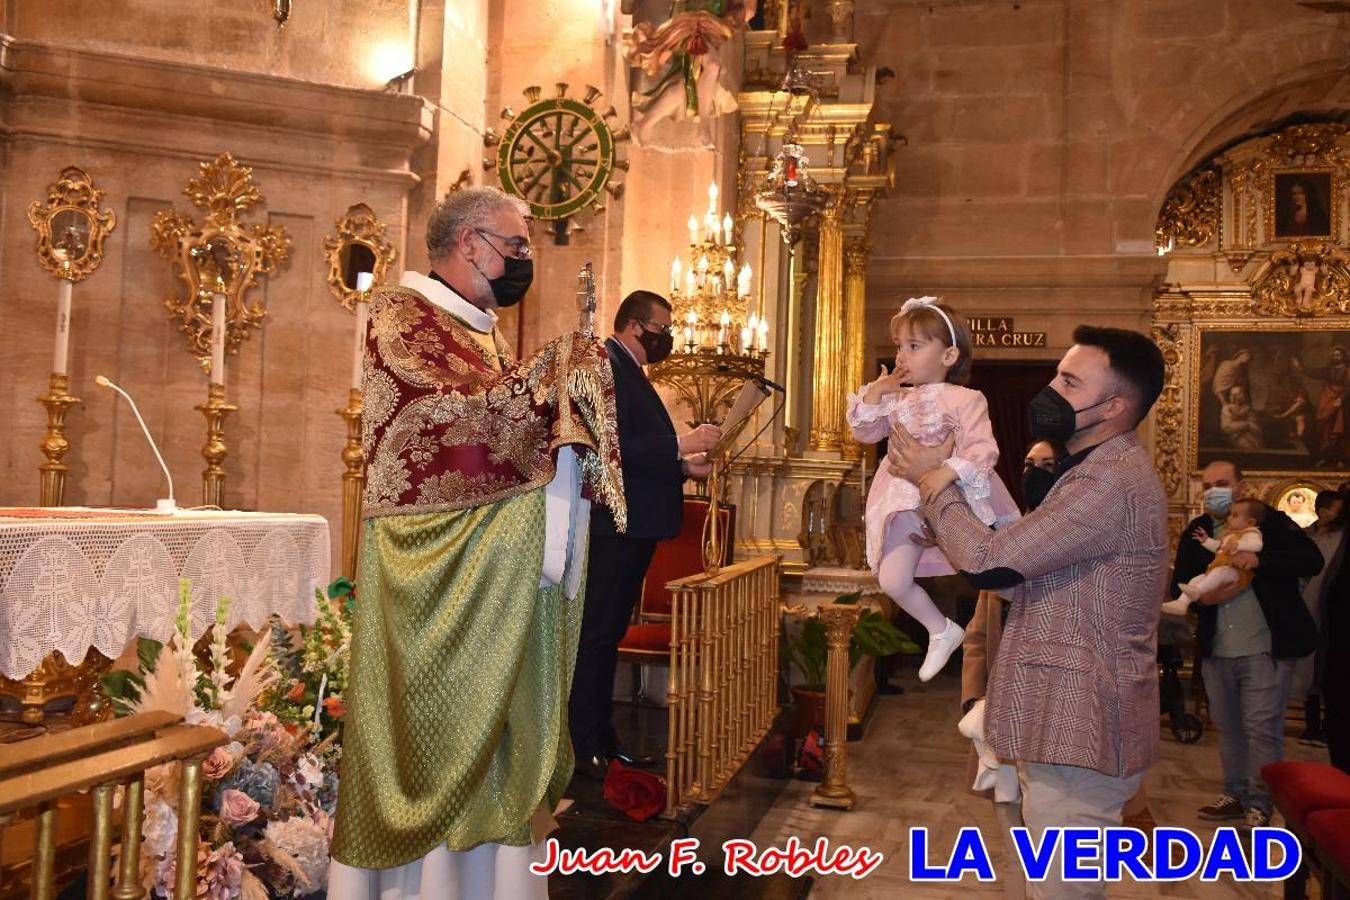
847, 381, 1021, 576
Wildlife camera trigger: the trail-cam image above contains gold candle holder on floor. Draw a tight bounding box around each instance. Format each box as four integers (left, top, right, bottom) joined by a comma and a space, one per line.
810, 602, 860, 810
37, 372, 81, 507
195, 382, 236, 508
337, 388, 364, 581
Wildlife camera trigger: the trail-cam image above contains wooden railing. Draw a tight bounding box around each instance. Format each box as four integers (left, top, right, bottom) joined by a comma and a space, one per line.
0, 711, 227, 900
665, 555, 780, 814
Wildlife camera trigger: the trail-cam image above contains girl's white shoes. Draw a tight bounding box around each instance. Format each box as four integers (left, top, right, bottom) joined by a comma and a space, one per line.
918, 618, 965, 682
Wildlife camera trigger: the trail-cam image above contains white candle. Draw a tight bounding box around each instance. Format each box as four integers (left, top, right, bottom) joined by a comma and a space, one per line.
718, 310, 730, 346
688, 215, 699, 245
707, 214, 720, 245
738, 263, 752, 297
722, 213, 734, 244
740, 326, 751, 351
707, 180, 718, 211
210, 292, 226, 384
53, 278, 73, 375
671, 257, 682, 293
757, 318, 768, 351
353, 272, 373, 391
684, 324, 693, 346
685, 270, 696, 296
723, 258, 735, 284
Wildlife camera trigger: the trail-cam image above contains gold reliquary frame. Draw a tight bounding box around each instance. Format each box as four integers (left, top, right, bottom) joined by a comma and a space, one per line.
27, 167, 117, 282
322, 203, 397, 311
150, 152, 292, 364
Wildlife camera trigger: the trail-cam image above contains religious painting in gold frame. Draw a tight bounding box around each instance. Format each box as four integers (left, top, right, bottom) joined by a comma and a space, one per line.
1192, 324, 1350, 477
1270, 170, 1336, 241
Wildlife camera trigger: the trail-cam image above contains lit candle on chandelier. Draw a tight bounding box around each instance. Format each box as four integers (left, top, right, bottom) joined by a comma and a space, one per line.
685, 270, 696, 296
688, 215, 700, 245
670, 256, 682, 294
723, 257, 735, 287
738, 262, 752, 298
718, 310, 730, 346
722, 213, 734, 245
707, 180, 719, 213
352, 272, 373, 391
757, 318, 768, 352
708, 213, 721, 245
210, 291, 226, 384
740, 325, 751, 352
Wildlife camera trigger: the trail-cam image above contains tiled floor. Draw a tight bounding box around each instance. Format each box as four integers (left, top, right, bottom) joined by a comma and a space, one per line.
748, 670, 1331, 899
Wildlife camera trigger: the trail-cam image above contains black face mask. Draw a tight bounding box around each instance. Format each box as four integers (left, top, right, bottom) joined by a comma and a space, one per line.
472, 229, 533, 307
1028, 386, 1116, 444
638, 328, 674, 364
1022, 465, 1057, 511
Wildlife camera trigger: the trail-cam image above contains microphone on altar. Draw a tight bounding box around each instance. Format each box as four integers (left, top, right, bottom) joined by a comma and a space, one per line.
95, 375, 177, 513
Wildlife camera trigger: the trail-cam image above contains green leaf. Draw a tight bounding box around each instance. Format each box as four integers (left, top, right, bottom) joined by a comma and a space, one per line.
136, 638, 163, 674
327, 577, 354, 600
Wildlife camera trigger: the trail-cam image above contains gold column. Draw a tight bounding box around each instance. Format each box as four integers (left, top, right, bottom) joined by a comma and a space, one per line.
173, 758, 204, 900
809, 198, 846, 452
37, 372, 81, 507
810, 602, 859, 810
88, 782, 115, 900
841, 236, 870, 461
114, 776, 146, 900
337, 389, 365, 581
196, 382, 236, 508
33, 802, 57, 900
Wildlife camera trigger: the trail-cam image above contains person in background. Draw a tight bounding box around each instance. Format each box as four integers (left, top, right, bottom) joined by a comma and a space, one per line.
1170, 460, 1322, 829
1295, 490, 1345, 745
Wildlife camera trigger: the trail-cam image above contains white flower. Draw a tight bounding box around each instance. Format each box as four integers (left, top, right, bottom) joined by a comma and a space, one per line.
142, 796, 178, 860
264, 816, 330, 894
294, 754, 324, 790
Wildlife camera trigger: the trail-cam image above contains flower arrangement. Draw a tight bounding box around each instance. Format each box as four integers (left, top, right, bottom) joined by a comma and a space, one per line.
102, 577, 353, 899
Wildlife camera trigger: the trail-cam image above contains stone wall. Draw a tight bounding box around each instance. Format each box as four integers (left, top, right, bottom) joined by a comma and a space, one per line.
857, 0, 1346, 368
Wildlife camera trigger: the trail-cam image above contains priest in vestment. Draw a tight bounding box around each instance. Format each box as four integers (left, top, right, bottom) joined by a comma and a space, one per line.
329, 187, 625, 899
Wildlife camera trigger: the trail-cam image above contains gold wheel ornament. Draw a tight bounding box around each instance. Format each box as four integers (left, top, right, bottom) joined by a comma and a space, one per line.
488, 84, 629, 244
150, 152, 292, 369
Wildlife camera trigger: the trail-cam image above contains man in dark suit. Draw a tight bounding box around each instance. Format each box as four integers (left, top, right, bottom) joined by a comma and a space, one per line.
569, 290, 719, 777
1168, 459, 1322, 827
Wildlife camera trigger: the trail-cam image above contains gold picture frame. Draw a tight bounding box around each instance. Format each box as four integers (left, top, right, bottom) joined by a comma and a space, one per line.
1190, 323, 1350, 477
322, 204, 397, 311
1269, 169, 1337, 241
27, 167, 117, 282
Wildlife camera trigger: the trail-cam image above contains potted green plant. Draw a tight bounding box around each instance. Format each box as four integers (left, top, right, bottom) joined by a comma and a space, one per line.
785, 592, 921, 737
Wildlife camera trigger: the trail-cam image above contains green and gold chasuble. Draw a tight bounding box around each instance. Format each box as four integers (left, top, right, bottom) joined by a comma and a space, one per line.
331, 278, 624, 870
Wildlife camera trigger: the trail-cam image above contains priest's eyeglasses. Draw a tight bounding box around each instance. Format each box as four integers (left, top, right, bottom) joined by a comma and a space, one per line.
475, 228, 533, 259
640, 320, 674, 336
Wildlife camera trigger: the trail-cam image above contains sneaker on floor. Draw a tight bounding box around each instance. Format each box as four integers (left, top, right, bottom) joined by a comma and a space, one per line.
1239, 808, 1270, 829
918, 618, 964, 682
1197, 794, 1245, 820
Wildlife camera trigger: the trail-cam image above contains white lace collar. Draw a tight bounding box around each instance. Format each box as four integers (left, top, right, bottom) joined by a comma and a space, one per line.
399, 271, 497, 334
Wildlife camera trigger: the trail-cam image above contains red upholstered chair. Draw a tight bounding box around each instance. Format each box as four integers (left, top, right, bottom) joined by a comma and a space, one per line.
616, 496, 734, 705
1306, 809, 1350, 900
1261, 761, 1350, 899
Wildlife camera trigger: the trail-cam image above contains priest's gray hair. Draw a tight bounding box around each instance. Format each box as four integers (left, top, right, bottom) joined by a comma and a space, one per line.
426, 187, 529, 261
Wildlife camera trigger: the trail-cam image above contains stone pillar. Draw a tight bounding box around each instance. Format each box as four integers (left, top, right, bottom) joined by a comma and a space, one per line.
841, 235, 869, 461
809, 198, 845, 452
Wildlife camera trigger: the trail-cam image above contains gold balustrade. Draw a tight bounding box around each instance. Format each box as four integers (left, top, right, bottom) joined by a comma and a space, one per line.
0, 711, 227, 900
664, 555, 780, 814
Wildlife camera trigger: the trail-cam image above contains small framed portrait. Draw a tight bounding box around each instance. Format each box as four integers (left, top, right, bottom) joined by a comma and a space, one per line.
1274, 482, 1323, 529
1273, 171, 1334, 239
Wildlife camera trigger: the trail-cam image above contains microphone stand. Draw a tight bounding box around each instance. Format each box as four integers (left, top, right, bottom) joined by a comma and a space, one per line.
196, 381, 236, 508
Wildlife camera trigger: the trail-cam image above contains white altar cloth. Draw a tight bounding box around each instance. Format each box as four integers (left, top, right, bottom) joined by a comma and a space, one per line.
0, 507, 330, 679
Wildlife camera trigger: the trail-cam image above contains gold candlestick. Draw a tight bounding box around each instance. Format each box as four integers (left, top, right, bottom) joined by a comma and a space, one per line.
195, 382, 236, 508
37, 372, 81, 507
337, 388, 365, 581
810, 602, 861, 810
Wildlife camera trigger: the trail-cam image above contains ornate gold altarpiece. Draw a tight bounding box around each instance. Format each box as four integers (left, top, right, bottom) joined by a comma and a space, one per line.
718, 14, 898, 576
1153, 122, 1350, 546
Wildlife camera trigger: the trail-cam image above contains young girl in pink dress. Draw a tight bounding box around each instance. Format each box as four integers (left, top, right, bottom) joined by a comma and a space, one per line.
847, 297, 1020, 681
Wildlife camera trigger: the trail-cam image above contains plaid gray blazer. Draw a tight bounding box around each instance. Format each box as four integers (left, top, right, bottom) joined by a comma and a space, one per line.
923, 431, 1167, 777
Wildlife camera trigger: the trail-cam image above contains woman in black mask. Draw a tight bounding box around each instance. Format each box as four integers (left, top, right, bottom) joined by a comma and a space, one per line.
1021, 438, 1065, 512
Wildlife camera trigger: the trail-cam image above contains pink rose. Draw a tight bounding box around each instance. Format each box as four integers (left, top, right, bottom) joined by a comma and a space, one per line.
202, 746, 234, 781
218, 789, 260, 827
